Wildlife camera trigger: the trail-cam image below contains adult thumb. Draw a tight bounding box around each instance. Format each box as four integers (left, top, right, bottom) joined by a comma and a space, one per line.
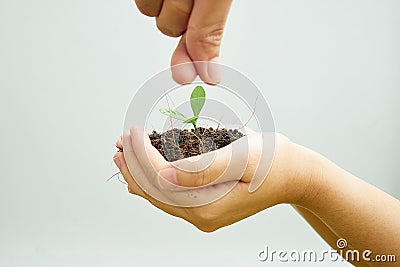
185, 0, 232, 84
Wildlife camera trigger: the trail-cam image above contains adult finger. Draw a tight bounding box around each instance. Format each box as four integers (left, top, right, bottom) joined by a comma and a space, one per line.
171, 34, 197, 84
156, 0, 194, 37
186, 0, 233, 84
135, 0, 164, 17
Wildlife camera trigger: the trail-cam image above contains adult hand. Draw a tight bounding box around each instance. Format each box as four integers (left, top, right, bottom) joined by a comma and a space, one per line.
134, 0, 233, 84
113, 126, 311, 232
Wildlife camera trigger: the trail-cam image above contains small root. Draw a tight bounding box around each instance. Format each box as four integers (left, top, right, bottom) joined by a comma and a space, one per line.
106, 171, 127, 185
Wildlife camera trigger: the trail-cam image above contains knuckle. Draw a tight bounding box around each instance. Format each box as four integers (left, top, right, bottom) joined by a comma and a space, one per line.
187, 170, 207, 188
205, 167, 212, 184
190, 162, 212, 187
200, 171, 206, 187
193, 171, 204, 187
199, 168, 211, 187
188, 24, 224, 51
156, 21, 182, 37
177, 167, 207, 188
169, 0, 192, 16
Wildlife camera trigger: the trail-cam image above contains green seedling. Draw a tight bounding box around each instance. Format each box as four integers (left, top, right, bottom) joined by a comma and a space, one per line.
160, 85, 206, 133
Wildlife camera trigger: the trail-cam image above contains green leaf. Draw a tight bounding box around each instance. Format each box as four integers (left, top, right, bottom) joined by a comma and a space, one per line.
190, 86, 206, 117
159, 108, 188, 121
184, 116, 198, 125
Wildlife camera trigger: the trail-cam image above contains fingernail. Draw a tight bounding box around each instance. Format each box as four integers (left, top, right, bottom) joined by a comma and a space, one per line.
206, 58, 221, 85
158, 168, 178, 190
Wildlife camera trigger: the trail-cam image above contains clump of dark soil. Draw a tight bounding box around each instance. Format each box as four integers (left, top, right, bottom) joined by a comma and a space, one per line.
149, 127, 245, 162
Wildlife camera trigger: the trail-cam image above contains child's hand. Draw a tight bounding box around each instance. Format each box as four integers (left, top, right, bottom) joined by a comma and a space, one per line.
113, 126, 310, 232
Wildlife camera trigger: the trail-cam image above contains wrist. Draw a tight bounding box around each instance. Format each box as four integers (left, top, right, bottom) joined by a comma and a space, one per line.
278, 141, 327, 206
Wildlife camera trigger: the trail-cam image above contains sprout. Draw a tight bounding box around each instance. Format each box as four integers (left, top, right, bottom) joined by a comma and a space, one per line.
160, 85, 206, 133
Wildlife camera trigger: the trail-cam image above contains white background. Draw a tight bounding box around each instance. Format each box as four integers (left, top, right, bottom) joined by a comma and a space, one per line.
0, 0, 399, 266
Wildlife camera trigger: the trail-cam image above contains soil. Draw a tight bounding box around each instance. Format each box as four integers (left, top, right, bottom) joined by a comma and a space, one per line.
149, 127, 245, 162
